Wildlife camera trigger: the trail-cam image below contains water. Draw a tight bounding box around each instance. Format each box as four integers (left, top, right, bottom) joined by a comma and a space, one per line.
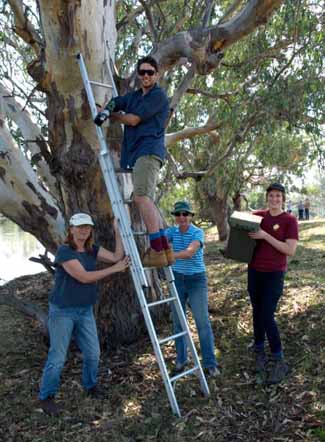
0, 217, 51, 284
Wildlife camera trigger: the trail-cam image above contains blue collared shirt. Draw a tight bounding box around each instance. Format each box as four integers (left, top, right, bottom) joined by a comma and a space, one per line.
113, 84, 169, 169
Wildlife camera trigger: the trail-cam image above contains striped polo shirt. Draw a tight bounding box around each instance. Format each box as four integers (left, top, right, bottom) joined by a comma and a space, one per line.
166, 224, 206, 275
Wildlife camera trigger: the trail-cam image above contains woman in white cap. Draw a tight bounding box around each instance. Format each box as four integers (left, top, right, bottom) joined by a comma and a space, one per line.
38, 213, 128, 415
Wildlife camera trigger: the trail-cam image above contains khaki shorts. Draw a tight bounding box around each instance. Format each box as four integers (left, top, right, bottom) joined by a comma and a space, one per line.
132, 155, 162, 200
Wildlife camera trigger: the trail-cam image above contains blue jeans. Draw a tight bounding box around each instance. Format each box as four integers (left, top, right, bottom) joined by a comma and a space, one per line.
248, 269, 285, 356
172, 272, 217, 368
39, 303, 100, 400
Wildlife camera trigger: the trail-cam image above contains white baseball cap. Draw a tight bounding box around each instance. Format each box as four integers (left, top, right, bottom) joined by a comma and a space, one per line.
69, 213, 94, 227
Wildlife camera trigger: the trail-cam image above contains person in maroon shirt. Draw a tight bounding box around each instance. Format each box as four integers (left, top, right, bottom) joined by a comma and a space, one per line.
248, 183, 298, 384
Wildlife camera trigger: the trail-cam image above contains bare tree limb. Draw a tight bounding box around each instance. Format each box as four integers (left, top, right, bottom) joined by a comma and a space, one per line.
187, 87, 236, 103
218, 0, 244, 24
0, 82, 58, 196
139, 0, 158, 44
202, 0, 214, 27
166, 120, 221, 146
169, 66, 195, 115
206, 113, 259, 176
116, 4, 144, 31
153, 0, 284, 74
0, 285, 48, 337
8, 0, 43, 55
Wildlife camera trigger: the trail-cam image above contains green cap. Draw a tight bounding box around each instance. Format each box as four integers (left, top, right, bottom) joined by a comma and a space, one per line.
171, 201, 194, 215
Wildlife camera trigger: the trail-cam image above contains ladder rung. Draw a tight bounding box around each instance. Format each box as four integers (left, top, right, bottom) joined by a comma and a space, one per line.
170, 366, 200, 382
147, 297, 176, 308
124, 199, 133, 204
115, 168, 133, 174
132, 231, 147, 236
159, 331, 187, 345
89, 80, 113, 89
143, 265, 169, 271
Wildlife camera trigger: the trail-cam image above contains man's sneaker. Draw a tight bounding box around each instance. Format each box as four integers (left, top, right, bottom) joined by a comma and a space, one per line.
39, 397, 60, 416
206, 366, 221, 377
171, 361, 187, 375
254, 351, 267, 373
86, 385, 106, 399
142, 248, 168, 268
267, 359, 289, 384
165, 247, 175, 266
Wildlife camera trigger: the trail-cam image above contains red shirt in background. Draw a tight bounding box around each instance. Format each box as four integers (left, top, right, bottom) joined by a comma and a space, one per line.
249, 210, 299, 272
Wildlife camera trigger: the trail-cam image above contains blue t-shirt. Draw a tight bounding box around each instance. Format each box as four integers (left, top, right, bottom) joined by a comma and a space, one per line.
49, 244, 99, 307
166, 224, 206, 275
113, 84, 169, 169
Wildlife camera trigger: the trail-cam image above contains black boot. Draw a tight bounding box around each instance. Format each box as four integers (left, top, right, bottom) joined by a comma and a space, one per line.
39, 397, 61, 416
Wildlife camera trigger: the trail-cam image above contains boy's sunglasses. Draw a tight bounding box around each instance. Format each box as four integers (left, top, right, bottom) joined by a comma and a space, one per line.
138, 69, 156, 76
174, 212, 190, 217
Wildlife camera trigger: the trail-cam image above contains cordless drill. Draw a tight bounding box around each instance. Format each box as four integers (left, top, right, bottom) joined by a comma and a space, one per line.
94, 98, 116, 126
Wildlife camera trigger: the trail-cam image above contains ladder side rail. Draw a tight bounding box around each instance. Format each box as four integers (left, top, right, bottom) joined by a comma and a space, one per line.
77, 54, 148, 289
140, 298, 182, 417
98, 155, 150, 293
77, 53, 189, 416
164, 267, 210, 396
104, 52, 119, 98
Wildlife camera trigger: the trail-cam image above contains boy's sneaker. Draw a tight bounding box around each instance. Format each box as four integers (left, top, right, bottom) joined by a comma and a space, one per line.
206, 366, 221, 377
171, 361, 187, 375
39, 397, 60, 416
86, 385, 106, 399
142, 248, 168, 268
267, 359, 289, 384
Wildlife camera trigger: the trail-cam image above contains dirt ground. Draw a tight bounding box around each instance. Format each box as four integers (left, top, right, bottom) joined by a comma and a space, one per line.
0, 221, 324, 442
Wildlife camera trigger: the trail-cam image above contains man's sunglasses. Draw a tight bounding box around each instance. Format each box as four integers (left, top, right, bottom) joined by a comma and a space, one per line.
138, 69, 156, 76
174, 212, 190, 217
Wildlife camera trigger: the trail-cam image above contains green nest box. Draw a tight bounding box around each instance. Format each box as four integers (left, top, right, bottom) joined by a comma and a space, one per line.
225, 211, 263, 263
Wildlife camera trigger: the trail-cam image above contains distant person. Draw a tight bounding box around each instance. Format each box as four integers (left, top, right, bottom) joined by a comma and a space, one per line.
304, 198, 311, 220
166, 201, 220, 377
287, 200, 292, 214
298, 200, 304, 220
38, 213, 129, 416
248, 183, 298, 384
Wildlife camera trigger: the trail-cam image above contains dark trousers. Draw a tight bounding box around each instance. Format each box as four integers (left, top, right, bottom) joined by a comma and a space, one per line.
305, 208, 309, 220
247, 269, 285, 355
298, 209, 304, 220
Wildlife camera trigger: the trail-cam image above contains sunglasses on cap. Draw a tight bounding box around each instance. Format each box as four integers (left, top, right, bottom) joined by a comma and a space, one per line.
174, 212, 190, 217
138, 69, 156, 76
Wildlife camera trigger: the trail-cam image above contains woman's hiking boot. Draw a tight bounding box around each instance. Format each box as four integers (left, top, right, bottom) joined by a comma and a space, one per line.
267, 359, 289, 384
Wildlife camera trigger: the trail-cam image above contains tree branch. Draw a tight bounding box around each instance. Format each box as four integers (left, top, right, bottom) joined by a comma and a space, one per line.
169, 65, 196, 116
8, 0, 43, 55
0, 285, 48, 337
166, 120, 221, 146
139, 0, 158, 44
218, 0, 244, 24
0, 82, 58, 197
202, 0, 214, 27
0, 112, 65, 252
153, 0, 284, 74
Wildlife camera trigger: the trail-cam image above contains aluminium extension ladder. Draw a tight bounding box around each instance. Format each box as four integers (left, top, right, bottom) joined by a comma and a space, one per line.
76, 53, 210, 417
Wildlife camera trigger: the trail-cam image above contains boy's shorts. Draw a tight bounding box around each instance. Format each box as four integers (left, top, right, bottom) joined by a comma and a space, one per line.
132, 155, 162, 201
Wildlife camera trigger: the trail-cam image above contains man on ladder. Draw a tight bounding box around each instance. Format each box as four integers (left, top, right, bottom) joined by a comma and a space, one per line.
94, 56, 173, 269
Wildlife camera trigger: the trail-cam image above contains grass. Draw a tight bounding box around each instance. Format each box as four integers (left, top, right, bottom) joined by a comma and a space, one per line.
0, 220, 324, 441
